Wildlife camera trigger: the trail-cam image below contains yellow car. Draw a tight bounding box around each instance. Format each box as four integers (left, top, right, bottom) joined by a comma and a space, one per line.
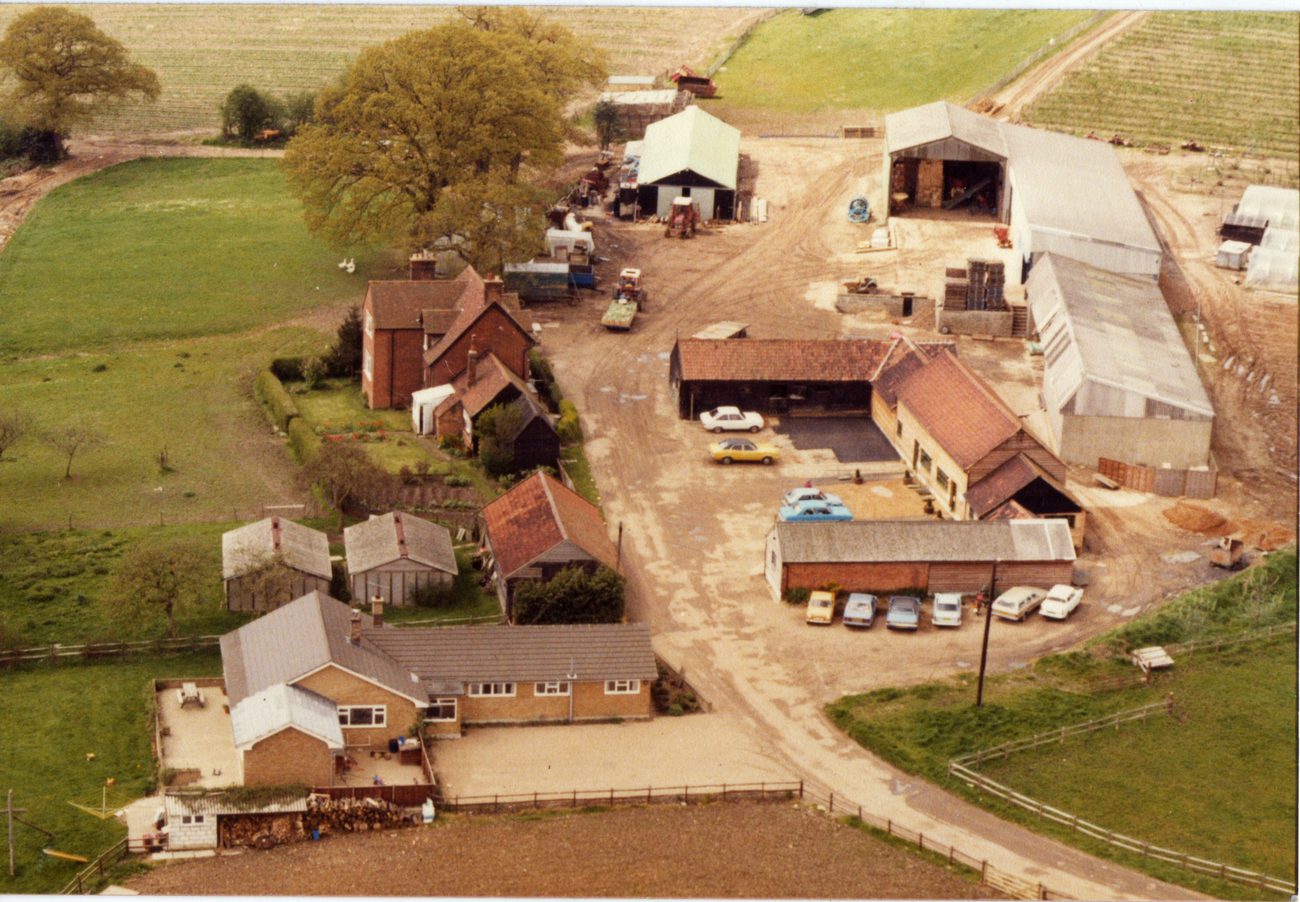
805, 590, 835, 625
709, 438, 780, 465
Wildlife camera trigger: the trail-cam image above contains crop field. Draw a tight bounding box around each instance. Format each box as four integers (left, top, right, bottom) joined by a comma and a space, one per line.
1024, 11, 1300, 158
0, 5, 763, 137
0, 651, 223, 895
709, 8, 1097, 130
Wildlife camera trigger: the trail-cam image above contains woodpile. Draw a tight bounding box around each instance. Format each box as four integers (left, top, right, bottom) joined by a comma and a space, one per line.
220, 813, 302, 849
303, 794, 422, 836
916, 160, 944, 208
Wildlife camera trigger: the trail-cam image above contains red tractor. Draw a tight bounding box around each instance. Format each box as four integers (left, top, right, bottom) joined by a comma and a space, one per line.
664, 197, 700, 239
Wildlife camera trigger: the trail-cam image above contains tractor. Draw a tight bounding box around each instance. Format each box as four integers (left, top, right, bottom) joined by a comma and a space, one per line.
664, 197, 700, 239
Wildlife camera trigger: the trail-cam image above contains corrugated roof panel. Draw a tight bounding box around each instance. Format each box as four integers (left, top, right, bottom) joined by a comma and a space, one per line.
638, 106, 740, 190
230, 683, 345, 750
884, 101, 1007, 158
772, 520, 1074, 564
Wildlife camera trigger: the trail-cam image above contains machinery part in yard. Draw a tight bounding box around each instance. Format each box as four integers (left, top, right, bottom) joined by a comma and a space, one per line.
847, 196, 871, 222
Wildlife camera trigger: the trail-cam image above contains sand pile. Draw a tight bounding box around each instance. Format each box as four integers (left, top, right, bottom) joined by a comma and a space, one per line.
1162, 502, 1230, 535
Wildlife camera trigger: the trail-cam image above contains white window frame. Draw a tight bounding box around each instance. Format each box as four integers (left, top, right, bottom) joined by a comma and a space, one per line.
362, 347, 373, 380
534, 681, 571, 696
468, 682, 516, 698
364, 310, 374, 337
337, 704, 387, 728
425, 698, 457, 722
604, 679, 640, 695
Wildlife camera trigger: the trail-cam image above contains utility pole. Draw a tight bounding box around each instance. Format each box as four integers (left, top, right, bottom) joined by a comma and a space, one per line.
975, 559, 998, 708
7, 789, 24, 878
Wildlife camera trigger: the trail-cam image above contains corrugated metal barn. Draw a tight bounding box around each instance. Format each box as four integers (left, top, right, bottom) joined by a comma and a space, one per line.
884, 102, 1162, 281
636, 106, 740, 220
764, 519, 1075, 599
1026, 254, 1214, 469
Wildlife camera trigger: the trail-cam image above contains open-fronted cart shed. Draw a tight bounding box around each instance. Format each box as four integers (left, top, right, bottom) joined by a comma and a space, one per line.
636, 106, 740, 220
1026, 254, 1214, 469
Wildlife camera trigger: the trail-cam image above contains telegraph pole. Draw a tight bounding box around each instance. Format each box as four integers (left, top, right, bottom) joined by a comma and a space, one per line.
8, 789, 17, 877
975, 559, 998, 708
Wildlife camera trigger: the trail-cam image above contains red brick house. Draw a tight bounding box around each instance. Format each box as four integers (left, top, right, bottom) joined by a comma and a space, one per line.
423, 291, 534, 389
480, 472, 620, 621
361, 260, 487, 409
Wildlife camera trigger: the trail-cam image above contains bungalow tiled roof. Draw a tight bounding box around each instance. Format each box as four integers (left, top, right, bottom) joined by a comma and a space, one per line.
367, 266, 484, 331
363, 622, 658, 692
895, 350, 1023, 470
481, 471, 618, 579
344, 512, 457, 577
869, 337, 957, 408
674, 338, 893, 383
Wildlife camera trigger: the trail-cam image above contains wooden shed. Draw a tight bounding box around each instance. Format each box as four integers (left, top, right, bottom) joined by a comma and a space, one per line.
222, 517, 331, 613
764, 519, 1075, 600
344, 512, 457, 606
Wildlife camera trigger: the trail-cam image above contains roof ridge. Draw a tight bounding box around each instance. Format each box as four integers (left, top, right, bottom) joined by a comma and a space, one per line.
538, 472, 569, 543
939, 350, 1020, 426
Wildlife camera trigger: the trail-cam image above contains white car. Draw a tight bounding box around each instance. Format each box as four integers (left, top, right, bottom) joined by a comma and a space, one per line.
991, 586, 1047, 621
700, 406, 764, 433
931, 593, 963, 628
1040, 584, 1084, 620
842, 593, 877, 628
782, 486, 844, 507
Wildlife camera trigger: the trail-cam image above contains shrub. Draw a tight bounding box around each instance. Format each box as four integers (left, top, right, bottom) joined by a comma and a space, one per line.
220, 83, 281, 142
410, 579, 456, 609
286, 417, 319, 463
783, 586, 811, 605
443, 473, 471, 487
529, 349, 563, 411
326, 307, 363, 378
301, 355, 327, 389
254, 370, 301, 431
511, 565, 625, 625
556, 400, 582, 444
270, 356, 307, 382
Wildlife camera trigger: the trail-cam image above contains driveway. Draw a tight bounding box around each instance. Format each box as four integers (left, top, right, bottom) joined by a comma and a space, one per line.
531, 137, 1220, 900
774, 415, 897, 462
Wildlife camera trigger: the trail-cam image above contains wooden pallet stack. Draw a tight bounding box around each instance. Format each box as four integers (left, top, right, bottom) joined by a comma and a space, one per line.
943, 267, 968, 310
943, 259, 1006, 311
916, 160, 944, 207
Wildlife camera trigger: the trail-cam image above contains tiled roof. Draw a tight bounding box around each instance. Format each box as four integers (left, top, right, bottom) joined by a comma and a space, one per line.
423, 294, 532, 374
220, 591, 428, 707
367, 267, 483, 330
481, 472, 618, 579
457, 353, 532, 419
221, 517, 330, 581
674, 338, 893, 383
772, 519, 1075, 564
895, 350, 1023, 470
363, 622, 658, 689
344, 512, 457, 576
869, 337, 955, 408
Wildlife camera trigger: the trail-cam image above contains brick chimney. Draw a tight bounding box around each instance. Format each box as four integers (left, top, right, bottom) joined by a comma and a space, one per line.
370, 592, 384, 629
484, 277, 504, 304
349, 608, 362, 643
409, 250, 438, 281
466, 349, 479, 387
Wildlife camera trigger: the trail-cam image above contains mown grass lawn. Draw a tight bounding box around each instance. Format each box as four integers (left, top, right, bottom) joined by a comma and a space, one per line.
1025, 11, 1300, 160
712, 8, 1098, 114
0, 652, 222, 894
826, 550, 1298, 900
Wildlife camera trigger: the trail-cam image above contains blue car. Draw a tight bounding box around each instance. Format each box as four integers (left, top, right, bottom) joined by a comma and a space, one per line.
781, 486, 844, 507
777, 498, 854, 522
886, 595, 921, 630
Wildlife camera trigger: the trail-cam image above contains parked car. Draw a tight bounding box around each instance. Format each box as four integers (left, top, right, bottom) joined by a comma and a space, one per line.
886, 595, 921, 630
700, 406, 764, 433
778, 499, 854, 523
931, 593, 963, 628
710, 438, 779, 465
805, 590, 835, 625
1040, 584, 1084, 620
842, 593, 877, 628
991, 586, 1047, 621
782, 486, 843, 507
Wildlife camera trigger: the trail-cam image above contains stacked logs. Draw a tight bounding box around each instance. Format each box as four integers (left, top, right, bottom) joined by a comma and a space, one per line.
303, 794, 422, 836
220, 813, 303, 849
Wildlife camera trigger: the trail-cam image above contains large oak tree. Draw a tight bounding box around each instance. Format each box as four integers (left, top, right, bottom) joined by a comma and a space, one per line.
282, 16, 603, 271
0, 7, 159, 160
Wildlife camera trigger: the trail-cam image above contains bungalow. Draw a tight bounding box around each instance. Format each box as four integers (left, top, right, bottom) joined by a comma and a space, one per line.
764, 518, 1076, 600
480, 471, 620, 621
344, 512, 457, 606
222, 517, 331, 613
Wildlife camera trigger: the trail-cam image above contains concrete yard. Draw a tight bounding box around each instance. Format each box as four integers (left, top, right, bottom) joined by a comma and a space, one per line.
156, 686, 240, 789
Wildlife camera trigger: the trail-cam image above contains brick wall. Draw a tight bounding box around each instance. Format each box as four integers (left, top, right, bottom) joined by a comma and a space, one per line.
367, 329, 426, 409
427, 307, 531, 387
293, 665, 421, 749
784, 562, 930, 594
459, 679, 652, 725
242, 727, 333, 786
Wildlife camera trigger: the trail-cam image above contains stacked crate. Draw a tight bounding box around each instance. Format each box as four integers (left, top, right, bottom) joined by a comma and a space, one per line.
916, 160, 944, 207
943, 260, 1006, 311
943, 267, 968, 310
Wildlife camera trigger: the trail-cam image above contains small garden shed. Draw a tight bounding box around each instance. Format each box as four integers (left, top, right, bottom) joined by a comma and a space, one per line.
222, 517, 332, 613
344, 512, 457, 606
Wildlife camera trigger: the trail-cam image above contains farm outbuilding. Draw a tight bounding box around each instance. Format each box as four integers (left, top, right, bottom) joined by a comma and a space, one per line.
884, 102, 1162, 281
1223, 185, 1299, 242
222, 517, 332, 613
164, 790, 309, 851
344, 512, 457, 606
597, 88, 690, 139
668, 337, 893, 418
1026, 254, 1214, 469
1245, 226, 1299, 292
636, 106, 740, 221
764, 519, 1075, 600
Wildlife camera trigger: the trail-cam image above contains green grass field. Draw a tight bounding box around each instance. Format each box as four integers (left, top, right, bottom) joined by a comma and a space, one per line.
1025, 11, 1300, 159
827, 549, 1297, 899
711, 8, 1097, 120
0, 651, 222, 894
0, 5, 760, 136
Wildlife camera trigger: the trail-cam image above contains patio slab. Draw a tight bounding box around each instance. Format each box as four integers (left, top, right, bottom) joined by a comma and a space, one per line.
156, 685, 240, 788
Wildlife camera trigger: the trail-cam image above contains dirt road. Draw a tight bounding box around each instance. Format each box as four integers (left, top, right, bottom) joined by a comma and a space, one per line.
533, 136, 1233, 900
982, 11, 1151, 120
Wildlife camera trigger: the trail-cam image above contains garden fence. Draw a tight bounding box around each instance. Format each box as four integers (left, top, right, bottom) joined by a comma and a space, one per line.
58, 838, 131, 895
947, 700, 1297, 896
0, 635, 222, 667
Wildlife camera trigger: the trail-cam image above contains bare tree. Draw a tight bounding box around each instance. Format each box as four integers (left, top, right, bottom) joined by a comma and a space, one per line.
103, 538, 209, 638
235, 550, 298, 610
305, 442, 383, 528
45, 423, 105, 479
0, 409, 31, 461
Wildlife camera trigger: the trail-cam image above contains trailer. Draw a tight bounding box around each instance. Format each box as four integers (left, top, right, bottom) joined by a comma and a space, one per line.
601, 299, 638, 331
503, 262, 577, 306
569, 262, 597, 290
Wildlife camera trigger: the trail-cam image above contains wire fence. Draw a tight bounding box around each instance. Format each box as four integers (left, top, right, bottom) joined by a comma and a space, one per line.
968, 11, 1111, 107
947, 699, 1298, 896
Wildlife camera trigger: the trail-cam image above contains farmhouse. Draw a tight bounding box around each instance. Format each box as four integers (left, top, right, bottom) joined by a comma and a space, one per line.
480, 471, 620, 620
361, 257, 487, 409
221, 517, 331, 613
669, 337, 894, 419
636, 105, 740, 221
886, 349, 1084, 545
423, 290, 534, 389
884, 102, 1162, 281
343, 512, 457, 606
764, 519, 1076, 599
1026, 254, 1214, 469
